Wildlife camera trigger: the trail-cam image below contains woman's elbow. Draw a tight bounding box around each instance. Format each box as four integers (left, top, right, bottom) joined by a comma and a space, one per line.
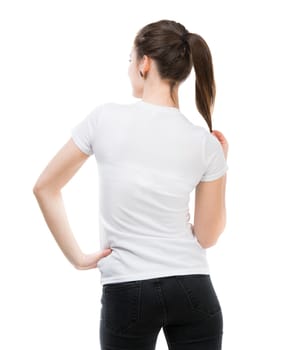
33, 182, 46, 196
195, 221, 226, 249
33, 184, 41, 196
33, 182, 56, 197
198, 237, 219, 249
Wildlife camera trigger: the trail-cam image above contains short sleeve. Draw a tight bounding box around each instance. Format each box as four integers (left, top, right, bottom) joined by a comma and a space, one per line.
70, 105, 102, 156
200, 132, 229, 182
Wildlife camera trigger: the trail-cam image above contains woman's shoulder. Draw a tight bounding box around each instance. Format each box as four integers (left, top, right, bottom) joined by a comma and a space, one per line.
88, 101, 138, 116
98, 101, 136, 109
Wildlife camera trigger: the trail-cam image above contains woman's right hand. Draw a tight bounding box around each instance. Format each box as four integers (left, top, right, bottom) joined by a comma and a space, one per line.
211, 130, 229, 160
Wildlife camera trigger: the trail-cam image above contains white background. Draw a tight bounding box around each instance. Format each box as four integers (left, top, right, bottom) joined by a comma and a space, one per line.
1, 0, 285, 349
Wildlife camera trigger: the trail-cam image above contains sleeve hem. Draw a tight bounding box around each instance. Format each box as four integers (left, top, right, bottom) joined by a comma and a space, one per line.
200, 164, 229, 182
70, 133, 93, 156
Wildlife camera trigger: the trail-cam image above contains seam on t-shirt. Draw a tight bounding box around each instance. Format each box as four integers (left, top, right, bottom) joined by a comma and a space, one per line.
200, 164, 228, 182
71, 132, 93, 155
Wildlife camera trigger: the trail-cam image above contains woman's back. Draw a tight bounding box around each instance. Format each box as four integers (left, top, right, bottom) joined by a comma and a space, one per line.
71, 100, 228, 285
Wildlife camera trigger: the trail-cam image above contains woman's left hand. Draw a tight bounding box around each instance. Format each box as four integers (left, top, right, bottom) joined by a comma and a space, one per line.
75, 248, 113, 270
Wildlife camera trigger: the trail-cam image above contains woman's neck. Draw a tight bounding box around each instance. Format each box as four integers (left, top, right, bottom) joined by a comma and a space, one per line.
141, 80, 179, 109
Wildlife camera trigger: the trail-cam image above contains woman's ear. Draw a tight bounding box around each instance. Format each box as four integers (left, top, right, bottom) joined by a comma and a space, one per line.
140, 55, 151, 75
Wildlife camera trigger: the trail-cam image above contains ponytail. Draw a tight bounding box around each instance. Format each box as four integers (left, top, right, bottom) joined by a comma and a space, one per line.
188, 33, 216, 132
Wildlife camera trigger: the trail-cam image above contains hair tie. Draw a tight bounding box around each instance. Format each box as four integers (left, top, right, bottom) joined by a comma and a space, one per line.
181, 32, 190, 45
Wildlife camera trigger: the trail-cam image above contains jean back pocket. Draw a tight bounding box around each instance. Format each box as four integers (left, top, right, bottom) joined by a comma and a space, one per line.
175, 274, 221, 316
101, 281, 141, 334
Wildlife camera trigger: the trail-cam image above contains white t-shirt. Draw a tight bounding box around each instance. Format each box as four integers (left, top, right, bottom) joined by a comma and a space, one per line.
71, 100, 228, 285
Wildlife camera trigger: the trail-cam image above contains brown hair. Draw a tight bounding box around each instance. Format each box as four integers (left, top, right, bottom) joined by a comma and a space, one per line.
134, 19, 216, 132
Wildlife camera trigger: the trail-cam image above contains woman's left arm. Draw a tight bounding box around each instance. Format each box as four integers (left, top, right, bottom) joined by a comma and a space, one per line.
33, 138, 111, 269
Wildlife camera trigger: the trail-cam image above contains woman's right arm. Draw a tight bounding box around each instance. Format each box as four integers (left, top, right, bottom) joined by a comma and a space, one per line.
193, 130, 228, 248
193, 173, 227, 248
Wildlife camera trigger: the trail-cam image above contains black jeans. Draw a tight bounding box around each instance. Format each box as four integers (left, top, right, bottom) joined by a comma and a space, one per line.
100, 274, 223, 349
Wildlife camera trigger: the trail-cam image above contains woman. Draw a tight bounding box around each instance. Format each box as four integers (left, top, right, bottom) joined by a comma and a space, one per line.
33, 19, 229, 350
